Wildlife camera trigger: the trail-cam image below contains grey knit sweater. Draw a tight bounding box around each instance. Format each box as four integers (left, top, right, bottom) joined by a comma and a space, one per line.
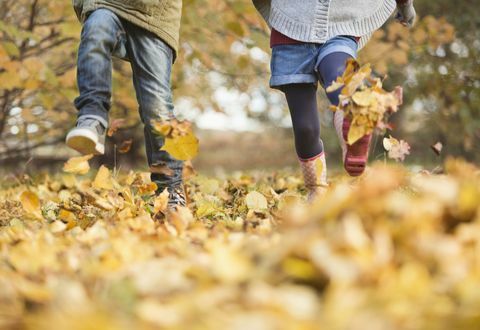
252, 0, 397, 48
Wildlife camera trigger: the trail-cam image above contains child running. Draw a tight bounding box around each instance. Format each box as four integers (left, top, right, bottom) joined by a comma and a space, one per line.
66, 1, 185, 207
252, 0, 416, 200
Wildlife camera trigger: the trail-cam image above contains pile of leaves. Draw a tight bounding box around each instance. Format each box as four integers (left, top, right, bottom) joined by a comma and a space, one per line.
1, 158, 479, 329
328, 59, 403, 145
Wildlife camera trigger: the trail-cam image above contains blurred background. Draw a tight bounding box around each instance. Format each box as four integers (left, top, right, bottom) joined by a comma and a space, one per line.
0, 0, 478, 176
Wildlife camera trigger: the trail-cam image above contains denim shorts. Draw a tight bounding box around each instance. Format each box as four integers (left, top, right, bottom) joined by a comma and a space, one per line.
270, 35, 358, 88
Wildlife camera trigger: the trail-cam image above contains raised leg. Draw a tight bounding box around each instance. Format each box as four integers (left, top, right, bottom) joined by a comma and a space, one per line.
318, 52, 372, 176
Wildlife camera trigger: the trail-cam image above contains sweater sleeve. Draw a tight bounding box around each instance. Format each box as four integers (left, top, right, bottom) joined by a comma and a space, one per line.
252, 0, 271, 23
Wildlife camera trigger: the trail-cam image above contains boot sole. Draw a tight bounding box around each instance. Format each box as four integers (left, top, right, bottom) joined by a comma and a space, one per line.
342, 119, 371, 177
66, 128, 105, 155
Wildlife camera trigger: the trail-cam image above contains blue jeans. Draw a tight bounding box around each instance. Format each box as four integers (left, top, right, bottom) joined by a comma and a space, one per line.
74, 8, 183, 190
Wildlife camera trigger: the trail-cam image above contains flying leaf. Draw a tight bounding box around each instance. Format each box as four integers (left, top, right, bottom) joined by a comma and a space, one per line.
383, 137, 393, 151
347, 124, 367, 145
431, 142, 443, 156
384, 136, 411, 162
92, 165, 114, 190
118, 139, 133, 153
107, 118, 126, 137
63, 154, 93, 175
161, 131, 199, 161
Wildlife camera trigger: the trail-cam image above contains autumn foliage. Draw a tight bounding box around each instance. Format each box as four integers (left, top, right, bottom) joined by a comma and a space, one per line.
1, 1, 479, 328
1, 158, 480, 328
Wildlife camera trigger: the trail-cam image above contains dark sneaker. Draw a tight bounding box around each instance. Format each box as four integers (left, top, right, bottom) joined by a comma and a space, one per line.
168, 186, 187, 209
66, 115, 107, 155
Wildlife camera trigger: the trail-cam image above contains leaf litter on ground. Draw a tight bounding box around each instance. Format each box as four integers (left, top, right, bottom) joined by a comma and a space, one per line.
1, 157, 480, 329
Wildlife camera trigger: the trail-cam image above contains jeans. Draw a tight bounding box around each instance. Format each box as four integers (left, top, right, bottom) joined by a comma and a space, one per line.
74, 8, 183, 190
270, 35, 358, 88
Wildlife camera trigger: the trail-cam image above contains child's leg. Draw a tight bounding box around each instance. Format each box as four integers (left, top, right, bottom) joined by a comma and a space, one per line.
282, 83, 327, 201
67, 9, 125, 155
318, 52, 372, 176
284, 83, 323, 159
74, 8, 124, 127
122, 21, 184, 201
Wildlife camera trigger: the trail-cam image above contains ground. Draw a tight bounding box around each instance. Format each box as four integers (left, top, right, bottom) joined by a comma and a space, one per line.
0, 159, 479, 329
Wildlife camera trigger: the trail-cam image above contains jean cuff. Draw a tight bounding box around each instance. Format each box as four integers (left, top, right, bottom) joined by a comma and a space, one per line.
270, 74, 317, 89
78, 108, 109, 127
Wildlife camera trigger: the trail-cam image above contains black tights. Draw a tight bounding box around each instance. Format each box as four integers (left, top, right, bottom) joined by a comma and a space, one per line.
282, 52, 352, 159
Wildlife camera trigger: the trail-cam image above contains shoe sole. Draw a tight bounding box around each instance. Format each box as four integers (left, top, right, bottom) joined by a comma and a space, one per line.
66, 128, 105, 155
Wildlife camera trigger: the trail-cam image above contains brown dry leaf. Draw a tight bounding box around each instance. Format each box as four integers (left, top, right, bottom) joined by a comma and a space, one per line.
150, 163, 174, 176
182, 161, 197, 179
138, 182, 158, 195
118, 139, 133, 153
107, 118, 126, 137
63, 154, 93, 175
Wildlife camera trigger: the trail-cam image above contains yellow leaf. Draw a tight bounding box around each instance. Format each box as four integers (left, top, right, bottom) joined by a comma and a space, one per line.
92, 165, 114, 190
383, 137, 393, 151
245, 191, 268, 211
161, 131, 199, 161
347, 124, 367, 145
151, 120, 172, 136
169, 206, 194, 233
19, 191, 42, 219
63, 154, 93, 175
352, 90, 376, 107
325, 80, 344, 93
154, 188, 169, 214
138, 182, 158, 195
195, 199, 218, 218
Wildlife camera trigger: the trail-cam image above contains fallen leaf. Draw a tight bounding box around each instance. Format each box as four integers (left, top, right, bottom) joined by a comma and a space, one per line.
245, 191, 268, 211
154, 188, 169, 214
19, 191, 42, 219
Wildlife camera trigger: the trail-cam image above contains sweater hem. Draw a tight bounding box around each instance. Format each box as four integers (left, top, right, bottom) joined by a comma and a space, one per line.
79, 4, 179, 57
103, 8, 178, 56
268, 6, 317, 43
328, 0, 397, 49
255, 0, 397, 49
